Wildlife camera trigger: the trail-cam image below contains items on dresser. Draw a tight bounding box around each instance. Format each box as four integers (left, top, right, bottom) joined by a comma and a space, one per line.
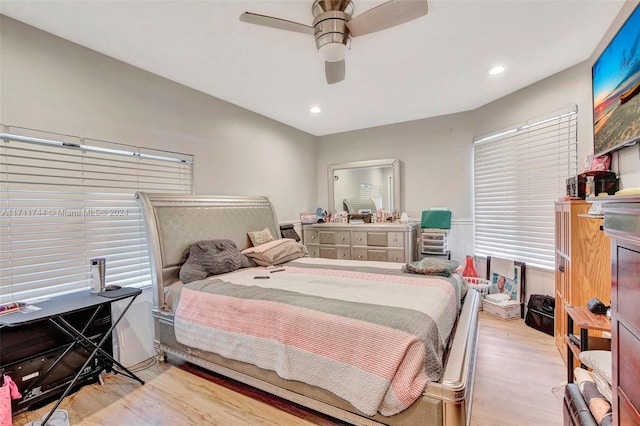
565, 171, 618, 199
302, 223, 418, 263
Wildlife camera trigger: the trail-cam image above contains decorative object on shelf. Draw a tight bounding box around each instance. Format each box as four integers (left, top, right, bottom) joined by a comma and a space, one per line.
462, 255, 478, 278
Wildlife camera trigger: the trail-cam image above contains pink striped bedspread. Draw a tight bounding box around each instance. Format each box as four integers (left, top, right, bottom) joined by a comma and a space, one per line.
174, 257, 463, 416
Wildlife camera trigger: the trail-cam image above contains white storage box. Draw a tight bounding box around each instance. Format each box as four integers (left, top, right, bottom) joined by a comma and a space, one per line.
421, 229, 449, 254
483, 298, 520, 320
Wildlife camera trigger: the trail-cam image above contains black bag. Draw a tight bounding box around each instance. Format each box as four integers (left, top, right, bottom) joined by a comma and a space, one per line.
525, 294, 555, 336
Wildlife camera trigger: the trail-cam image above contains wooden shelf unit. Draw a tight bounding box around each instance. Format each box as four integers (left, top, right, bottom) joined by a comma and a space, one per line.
564, 304, 611, 383
554, 201, 611, 366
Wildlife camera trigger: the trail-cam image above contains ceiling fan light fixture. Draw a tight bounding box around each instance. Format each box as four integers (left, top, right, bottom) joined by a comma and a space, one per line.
318, 42, 348, 62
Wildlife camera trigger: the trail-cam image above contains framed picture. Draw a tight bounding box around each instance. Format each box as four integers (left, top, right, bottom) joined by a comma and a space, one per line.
486, 257, 526, 318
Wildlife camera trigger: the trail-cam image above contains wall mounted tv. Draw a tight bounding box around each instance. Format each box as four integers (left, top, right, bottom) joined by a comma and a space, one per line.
592, 4, 640, 157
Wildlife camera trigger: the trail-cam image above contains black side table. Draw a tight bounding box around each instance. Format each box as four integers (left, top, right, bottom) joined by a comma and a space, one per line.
0, 287, 145, 425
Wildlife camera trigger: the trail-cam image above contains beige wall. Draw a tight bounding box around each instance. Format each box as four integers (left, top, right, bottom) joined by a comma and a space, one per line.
0, 16, 318, 224
317, 112, 475, 221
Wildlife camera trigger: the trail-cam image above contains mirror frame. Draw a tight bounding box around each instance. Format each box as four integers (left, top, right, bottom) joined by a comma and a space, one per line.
328, 158, 401, 214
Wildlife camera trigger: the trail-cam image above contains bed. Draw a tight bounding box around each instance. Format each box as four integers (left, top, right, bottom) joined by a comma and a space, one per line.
136, 192, 480, 426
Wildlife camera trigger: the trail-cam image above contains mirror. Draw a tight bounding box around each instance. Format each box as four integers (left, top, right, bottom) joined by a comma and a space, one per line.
328, 159, 401, 215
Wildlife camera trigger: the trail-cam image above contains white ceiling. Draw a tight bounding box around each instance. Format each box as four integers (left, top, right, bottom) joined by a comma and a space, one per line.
0, 0, 626, 136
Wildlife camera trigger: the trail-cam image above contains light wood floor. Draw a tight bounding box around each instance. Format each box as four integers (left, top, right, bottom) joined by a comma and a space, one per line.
13, 312, 566, 426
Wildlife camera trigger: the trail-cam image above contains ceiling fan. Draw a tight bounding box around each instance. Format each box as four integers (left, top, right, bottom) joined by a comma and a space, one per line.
239, 0, 428, 84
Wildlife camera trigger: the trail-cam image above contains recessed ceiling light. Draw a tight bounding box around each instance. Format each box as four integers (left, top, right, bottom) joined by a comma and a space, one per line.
310, 106, 322, 114
488, 66, 505, 76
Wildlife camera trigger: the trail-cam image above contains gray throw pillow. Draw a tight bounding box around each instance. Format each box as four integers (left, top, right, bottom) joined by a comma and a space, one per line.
179, 239, 255, 284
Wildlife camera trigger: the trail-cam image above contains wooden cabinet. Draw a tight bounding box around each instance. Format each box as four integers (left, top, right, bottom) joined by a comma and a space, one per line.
302, 223, 418, 263
554, 201, 611, 365
601, 196, 640, 425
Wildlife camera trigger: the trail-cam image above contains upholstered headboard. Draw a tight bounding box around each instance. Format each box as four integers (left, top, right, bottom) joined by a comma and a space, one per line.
135, 192, 280, 310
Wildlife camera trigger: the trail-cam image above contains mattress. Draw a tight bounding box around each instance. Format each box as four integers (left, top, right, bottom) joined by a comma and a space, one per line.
172, 257, 464, 417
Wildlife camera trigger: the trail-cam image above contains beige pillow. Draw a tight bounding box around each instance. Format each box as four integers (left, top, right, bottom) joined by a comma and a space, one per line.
579, 350, 613, 404
579, 350, 612, 385
248, 228, 275, 246
241, 238, 307, 266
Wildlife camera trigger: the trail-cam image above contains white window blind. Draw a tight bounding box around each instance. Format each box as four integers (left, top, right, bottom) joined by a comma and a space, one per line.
359, 183, 383, 210
0, 126, 194, 304
473, 108, 578, 270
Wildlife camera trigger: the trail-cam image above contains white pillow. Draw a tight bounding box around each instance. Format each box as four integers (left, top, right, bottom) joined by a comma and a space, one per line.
579, 350, 612, 385
579, 350, 613, 403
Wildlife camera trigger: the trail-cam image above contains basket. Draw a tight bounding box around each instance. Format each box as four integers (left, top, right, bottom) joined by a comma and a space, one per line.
463, 277, 491, 311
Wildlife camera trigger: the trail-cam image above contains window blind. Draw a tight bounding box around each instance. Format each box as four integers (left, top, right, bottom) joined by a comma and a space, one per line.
359, 183, 383, 210
473, 108, 578, 270
0, 126, 194, 304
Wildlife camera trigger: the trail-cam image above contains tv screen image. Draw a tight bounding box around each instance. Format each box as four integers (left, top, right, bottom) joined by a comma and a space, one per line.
592, 4, 640, 156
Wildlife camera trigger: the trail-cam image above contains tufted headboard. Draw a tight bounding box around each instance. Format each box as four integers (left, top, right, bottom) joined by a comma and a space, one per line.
135, 192, 280, 311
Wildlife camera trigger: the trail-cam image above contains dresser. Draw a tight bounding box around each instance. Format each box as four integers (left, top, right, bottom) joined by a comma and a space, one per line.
600, 195, 640, 425
554, 200, 611, 365
302, 223, 418, 263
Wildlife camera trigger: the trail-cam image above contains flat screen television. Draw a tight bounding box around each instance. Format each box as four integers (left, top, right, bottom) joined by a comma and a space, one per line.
592, 4, 640, 157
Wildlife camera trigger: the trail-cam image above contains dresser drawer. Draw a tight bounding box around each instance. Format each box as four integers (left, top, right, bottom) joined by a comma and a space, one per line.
617, 246, 640, 332
367, 232, 387, 247
319, 231, 350, 245
387, 249, 405, 263
306, 245, 320, 258
352, 231, 367, 246
319, 246, 350, 260
352, 247, 367, 261
367, 249, 388, 262
305, 230, 319, 244
618, 323, 640, 414
387, 232, 404, 248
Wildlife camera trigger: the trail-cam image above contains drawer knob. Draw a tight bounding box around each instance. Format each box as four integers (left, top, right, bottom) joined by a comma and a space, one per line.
341, 253, 346, 257
358, 255, 363, 259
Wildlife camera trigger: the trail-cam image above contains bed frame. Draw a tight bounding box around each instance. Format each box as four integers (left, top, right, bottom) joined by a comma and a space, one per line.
136, 191, 480, 426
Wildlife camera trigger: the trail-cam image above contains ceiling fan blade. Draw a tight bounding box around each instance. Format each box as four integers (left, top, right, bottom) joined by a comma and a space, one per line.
346, 0, 428, 37
325, 60, 345, 84
239, 12, 314, 35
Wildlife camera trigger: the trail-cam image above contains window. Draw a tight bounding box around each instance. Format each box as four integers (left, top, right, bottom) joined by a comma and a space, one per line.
473, 107, 578, 270
359, 183, 383, 210
0, 126, 194, 304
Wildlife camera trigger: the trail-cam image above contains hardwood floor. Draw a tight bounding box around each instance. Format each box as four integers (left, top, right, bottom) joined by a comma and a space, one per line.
12, 312, 566, 426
